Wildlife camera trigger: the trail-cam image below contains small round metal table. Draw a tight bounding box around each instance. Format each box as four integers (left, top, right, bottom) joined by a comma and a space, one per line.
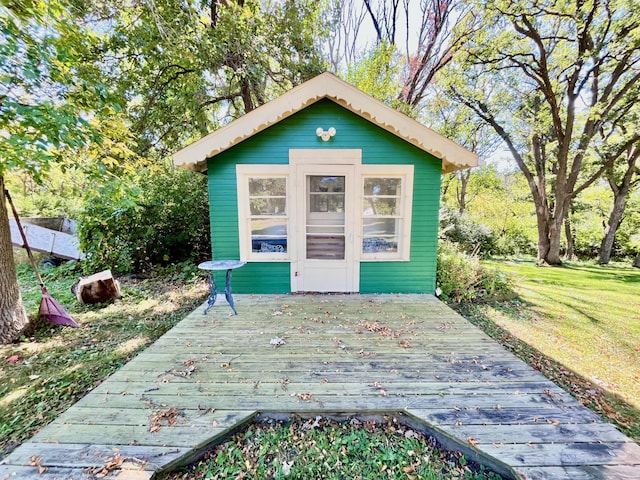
198, 260, 245, 315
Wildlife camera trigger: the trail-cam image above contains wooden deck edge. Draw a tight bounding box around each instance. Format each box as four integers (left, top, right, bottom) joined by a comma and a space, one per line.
150, 410, 258, 477
401, 409, 520, 480
253, 409, 519, 480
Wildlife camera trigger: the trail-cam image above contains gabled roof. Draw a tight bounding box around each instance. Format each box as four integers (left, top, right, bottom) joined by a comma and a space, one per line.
172, 72, 477, 173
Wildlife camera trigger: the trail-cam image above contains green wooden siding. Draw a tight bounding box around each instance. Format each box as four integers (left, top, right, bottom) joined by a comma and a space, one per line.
207, 99, 442, 294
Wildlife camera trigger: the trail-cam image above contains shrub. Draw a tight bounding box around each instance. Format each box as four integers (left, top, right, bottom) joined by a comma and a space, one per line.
78, 164, 210, 274
436, 240, 513, 304
439, 207, 496, 257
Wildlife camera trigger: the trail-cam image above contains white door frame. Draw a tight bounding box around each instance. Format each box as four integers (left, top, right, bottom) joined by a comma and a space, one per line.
289, 149, 361, 292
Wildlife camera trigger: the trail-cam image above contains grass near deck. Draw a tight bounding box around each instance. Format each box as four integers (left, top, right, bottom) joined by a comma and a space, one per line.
463, 259, 640, 440
159, 417, 501, 480
0, 259, 209, 457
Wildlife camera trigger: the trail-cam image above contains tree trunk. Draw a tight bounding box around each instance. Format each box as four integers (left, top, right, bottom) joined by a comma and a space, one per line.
457, 170, 470, 214
0, 177, 30, 344
534, 201, 551, 264
240, 76, 255, 113
598, 193, 627, 265
532, 193, 564, 265
564, 215, 575, 260
633, 254, 640, 268
546, 218, 564, 265
598, 148, 638, 265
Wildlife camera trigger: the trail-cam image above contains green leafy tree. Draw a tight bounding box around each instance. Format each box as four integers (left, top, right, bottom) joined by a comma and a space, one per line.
447, 0, 640, 265
88, 0, 330, 158
595, 107, 640, 264
0, 0, 120, 343
442, 164, 504, 214
427, 89, 503, 214
78, 163, 210, 274
344, 42, 407, 111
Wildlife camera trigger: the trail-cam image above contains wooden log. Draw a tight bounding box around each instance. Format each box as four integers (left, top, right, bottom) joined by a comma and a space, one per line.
73, 270, 121, 304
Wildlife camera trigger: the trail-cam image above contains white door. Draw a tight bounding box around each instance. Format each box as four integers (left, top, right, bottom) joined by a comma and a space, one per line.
291, 164, 359, 292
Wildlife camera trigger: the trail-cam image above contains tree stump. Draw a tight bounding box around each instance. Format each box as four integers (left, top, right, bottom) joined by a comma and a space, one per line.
73, 270, 121, 304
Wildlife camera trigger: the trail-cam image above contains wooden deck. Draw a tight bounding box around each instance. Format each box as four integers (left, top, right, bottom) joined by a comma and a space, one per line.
1, 295, 639, 479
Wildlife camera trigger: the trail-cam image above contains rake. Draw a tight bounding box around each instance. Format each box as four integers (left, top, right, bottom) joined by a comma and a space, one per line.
5, 189, 79, 328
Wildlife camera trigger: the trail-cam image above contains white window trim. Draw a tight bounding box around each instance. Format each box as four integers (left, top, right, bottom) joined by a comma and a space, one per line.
360, 165, 414, 262
237, 160, 413, 263
236, 165, 290, 262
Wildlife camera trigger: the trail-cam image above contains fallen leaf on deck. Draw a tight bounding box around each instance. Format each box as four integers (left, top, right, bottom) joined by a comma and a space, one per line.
149, 405, 180, 432
29, 455, 47, 474
291, 392, 312, 401
360, 321, 404, 338
93, 452, 124, 478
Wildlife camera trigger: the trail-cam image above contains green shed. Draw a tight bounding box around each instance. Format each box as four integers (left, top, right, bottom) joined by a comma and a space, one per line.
172, 73, 477, 294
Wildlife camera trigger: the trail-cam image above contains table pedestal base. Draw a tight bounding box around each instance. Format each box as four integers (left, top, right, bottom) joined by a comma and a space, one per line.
204, 269, 238, 316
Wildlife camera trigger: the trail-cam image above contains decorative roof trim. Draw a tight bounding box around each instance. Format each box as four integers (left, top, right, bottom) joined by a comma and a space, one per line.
172, 72, 477, 173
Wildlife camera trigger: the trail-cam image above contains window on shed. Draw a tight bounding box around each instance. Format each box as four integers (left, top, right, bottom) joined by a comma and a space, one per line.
237, 165, 289, 261
361, 166, 413, 261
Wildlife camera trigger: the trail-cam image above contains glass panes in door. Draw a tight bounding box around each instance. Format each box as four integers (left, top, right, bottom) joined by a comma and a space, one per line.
306, 176, 346, 259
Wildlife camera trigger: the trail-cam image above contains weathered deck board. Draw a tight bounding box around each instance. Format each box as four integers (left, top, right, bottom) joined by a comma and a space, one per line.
518, 465, 640, 479
4, 443, 188, 470
1, 294, 638, 479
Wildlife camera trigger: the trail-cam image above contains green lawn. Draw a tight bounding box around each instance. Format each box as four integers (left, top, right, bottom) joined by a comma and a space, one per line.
465, 260, 640, 439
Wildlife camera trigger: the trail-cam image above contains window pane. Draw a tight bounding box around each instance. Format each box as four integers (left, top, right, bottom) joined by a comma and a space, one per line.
363, 197, 398, 216
250, 197, 286, 215
363, 237, 398, 253
310, 176, 344, 193
363, 218, 397, 236
249, 178, 286, 196
251, 218, 287, 253
364, 178, 401, 196
310, 193, 344, 213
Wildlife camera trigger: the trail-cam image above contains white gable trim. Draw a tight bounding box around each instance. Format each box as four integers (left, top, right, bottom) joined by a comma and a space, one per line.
172, 72, 478, 174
